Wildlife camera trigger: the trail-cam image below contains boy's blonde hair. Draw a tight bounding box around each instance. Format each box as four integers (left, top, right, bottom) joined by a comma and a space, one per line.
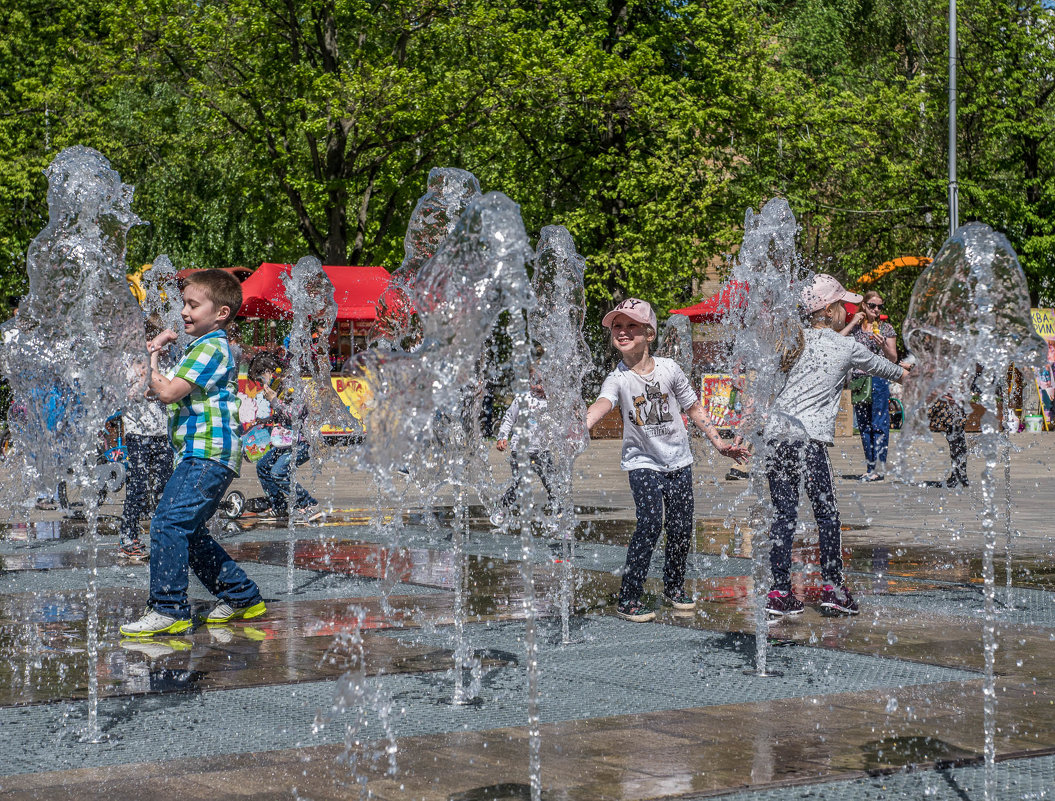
183, 269, 243, 327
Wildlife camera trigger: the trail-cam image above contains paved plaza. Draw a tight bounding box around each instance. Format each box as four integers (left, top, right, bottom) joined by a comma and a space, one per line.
1, 431, 1054, 800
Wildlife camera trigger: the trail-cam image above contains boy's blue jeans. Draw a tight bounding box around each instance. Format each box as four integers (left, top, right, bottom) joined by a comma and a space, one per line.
619, 466, 694, 605
256, 443, 315, 512
149, 457, 261, 619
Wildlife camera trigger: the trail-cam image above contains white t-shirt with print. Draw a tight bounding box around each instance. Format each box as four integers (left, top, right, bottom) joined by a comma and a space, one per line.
597, 357, 699, 472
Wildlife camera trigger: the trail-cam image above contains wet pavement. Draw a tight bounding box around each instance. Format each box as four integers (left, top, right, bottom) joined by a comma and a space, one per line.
1, 437, 1055, 799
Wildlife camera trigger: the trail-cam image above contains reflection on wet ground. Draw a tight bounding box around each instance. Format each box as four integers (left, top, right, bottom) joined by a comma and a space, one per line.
3, 509, 1055, 799
0, 589, 514, 706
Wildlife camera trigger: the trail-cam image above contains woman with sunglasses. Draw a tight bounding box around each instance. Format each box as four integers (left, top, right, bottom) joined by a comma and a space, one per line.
840, 290, 898, 481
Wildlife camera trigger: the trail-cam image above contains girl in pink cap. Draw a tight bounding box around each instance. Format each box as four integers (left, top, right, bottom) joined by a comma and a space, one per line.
586, 298, 748, 622
756, 274, 911, 617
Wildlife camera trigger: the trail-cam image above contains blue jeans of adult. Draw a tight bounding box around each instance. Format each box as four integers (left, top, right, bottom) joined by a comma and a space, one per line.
766, 439, 842, 592
854, 376, 890, 472
256, 443, 315, 512
619, 466, 694, 605
119, 434, 174, 545
149, 457, 261, 619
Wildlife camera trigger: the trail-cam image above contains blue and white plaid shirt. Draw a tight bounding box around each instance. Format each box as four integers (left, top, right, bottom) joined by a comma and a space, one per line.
168, 330, 242, 475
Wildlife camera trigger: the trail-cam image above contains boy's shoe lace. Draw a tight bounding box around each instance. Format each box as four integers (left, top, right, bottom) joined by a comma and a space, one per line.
820, 584, 860, 615
205, 598, 267, 624
662, 590, 696, 610
765, 590, 804, 617
615, 600, 656, 623
120, 609, 192, 637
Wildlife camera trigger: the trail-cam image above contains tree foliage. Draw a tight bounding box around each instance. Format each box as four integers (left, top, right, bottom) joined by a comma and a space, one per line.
1, 0, 1053, 325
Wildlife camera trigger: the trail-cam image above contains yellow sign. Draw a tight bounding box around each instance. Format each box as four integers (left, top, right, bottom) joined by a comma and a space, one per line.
321, 375, 372, 434
1030, 308, 1055, 340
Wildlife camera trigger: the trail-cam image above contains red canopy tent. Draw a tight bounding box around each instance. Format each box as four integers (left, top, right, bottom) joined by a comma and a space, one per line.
238, 262, 392, 320
176, 266, 254, 283
669, 281, 748, 323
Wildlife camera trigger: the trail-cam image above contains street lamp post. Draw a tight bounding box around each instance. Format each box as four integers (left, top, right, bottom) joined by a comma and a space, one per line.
949, 0, 959, 236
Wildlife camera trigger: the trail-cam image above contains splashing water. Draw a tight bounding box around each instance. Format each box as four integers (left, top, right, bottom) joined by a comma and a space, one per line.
140, 254, 185, 348
528, 225, 590, 647
356, 191, 534, 713
723, 197, 808, 677
0, 145, 146, 742
657, 313, 694, 378
278, 256, 354, 589
900, 223, 1044, 801
370, 168, 483, 352
361, 192, 535, 490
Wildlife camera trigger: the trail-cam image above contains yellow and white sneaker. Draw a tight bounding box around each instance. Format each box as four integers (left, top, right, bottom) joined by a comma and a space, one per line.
204, 599, 267, 624
119, 610, 192, 638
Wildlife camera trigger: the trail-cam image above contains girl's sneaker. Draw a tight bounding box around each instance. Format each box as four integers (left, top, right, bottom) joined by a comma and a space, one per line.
765, 590, 804, 616
820, 584, 859, 615
662, 590, 696, 610
616, 600, 656, 623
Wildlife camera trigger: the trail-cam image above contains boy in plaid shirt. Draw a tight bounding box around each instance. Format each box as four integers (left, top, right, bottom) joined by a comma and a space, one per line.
121, 270, 265, 637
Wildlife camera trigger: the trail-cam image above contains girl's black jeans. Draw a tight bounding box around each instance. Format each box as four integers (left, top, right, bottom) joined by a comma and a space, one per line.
765, 439, 842, 592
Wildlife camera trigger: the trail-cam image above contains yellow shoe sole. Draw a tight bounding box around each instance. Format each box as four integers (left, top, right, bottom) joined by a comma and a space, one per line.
119, 618, 192, 638
205, 600, 267, 624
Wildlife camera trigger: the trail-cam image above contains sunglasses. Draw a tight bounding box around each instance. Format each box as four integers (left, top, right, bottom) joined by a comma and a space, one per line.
865, 302, 884, 310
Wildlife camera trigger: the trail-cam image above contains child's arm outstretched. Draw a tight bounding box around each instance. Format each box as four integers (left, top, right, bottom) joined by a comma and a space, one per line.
686, 402, 749, 462
584, 398, 613, 432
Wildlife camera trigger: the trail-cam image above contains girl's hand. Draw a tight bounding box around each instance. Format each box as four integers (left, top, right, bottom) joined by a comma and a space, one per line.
496, 438, 508, 452
262, 385, 277, 402
851, 311, 866, 327
716, 441, 750, 463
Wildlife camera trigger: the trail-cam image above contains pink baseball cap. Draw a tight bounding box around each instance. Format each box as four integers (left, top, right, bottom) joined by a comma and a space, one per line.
800, 273, 862, 313
602, 298, 658, 330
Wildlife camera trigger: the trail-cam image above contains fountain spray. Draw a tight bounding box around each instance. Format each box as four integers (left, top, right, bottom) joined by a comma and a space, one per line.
901, 222, 1044, 801
0, 146, 146, 741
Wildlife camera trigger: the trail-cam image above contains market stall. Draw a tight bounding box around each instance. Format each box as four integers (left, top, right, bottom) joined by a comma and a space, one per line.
236, 262, 392, 436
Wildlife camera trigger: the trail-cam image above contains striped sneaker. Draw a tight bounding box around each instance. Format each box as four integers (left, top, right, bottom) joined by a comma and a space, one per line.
205, 598, 267, 624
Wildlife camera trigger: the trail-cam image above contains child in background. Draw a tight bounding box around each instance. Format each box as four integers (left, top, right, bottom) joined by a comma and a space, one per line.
120, 269, 265, 637
491, 369, 558, 525
586, 298, 748, 622
118, 316, 174, 559
757, 274, 909, 617
247, 353, 318, 520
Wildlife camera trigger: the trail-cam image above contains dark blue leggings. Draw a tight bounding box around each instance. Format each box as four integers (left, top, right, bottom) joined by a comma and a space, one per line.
766, 440, 843, 592
620, 466, 694, 605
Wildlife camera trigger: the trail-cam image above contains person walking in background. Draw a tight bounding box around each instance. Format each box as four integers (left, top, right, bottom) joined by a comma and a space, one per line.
491, 366, 558, 525
585, 298, 748, 623
247, 353, 319, 520
840, 290, 898, 481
